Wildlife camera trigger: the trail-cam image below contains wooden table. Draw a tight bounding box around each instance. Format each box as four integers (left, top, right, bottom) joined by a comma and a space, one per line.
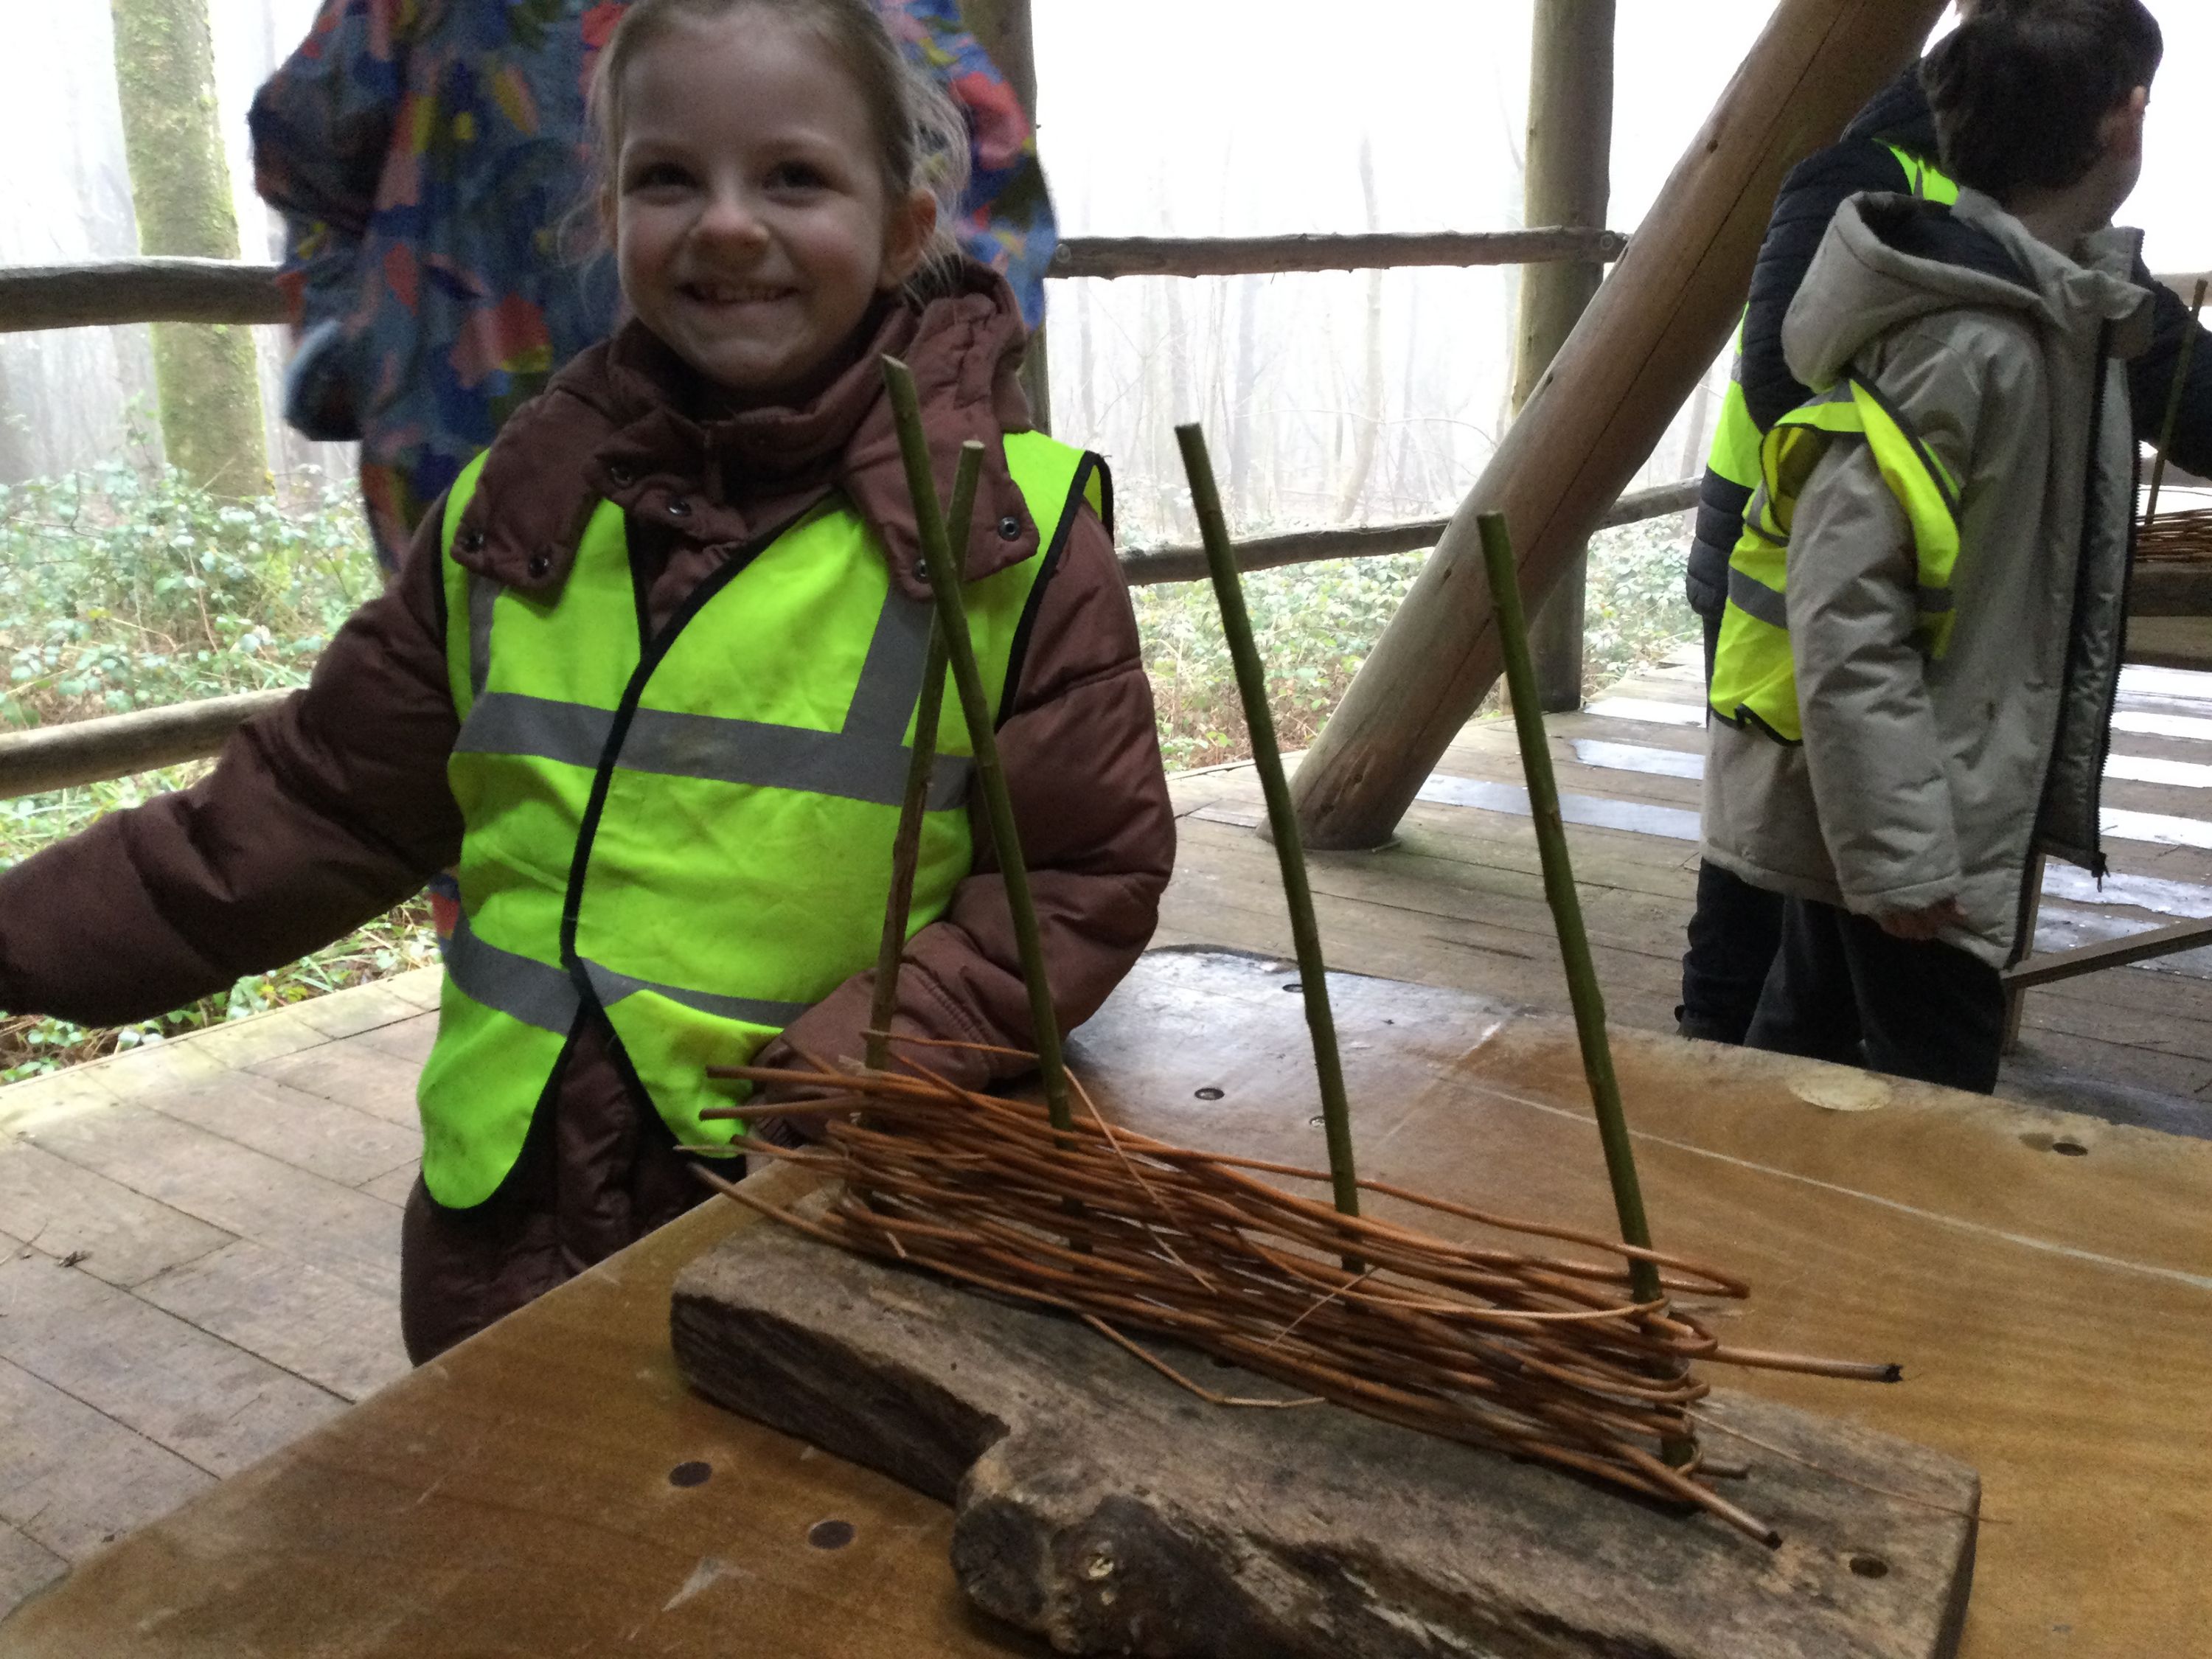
4, 949, 2205, 1658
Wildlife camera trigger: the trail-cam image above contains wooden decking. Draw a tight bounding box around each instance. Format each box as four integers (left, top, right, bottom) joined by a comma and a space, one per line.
1161, 644, 2212, 1136
7, 644, 2212, 1620
0, 970, 437, 1614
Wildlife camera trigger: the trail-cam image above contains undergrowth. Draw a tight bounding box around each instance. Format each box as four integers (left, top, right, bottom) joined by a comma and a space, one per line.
0, 463, 437, 1081
1133, 512, 1698, 770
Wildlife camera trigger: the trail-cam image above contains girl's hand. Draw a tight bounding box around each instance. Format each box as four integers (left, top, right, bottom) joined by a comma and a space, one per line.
1874, 897, 1969, 942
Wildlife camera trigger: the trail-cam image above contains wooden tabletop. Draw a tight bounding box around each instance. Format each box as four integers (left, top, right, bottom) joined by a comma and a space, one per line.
4, 948, 2205, 1658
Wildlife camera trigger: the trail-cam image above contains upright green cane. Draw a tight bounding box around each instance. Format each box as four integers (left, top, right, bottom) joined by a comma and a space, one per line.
865, 447, 981, 1074
1477, 512, 1663, 1310
1175, 424, 1361, 1231
880, 356, 1072, 1133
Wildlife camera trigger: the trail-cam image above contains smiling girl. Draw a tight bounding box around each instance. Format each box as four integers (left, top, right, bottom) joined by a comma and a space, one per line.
0, 0, 1173, 1361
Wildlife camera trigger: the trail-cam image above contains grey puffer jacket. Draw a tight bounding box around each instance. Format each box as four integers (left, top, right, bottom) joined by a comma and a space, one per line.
1701, 189, 2152, 968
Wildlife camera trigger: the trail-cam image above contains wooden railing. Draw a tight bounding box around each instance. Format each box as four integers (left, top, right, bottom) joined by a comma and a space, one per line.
0, 237, 1688, 799
0, 232, 1630, 333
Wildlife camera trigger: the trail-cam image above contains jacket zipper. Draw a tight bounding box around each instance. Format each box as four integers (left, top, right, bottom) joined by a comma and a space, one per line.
2014, 322, 2125, 961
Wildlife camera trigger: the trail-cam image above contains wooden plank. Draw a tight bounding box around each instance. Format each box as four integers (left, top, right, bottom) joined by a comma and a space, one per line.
1052, 227, 1628, 280
248, 1043, 423, 1130
0, 1525, 65, 1624
0, 1140, 233, 1290
270, 980, 427, 1043
1189, 819, 1701, 970
1164, 846, 1691, 1036
1119, 480, 1697, 586
0, 1253, 343, 1477
0, 691, 291, 800
136, 1241, 408, 1404
18, 1104, 403, 1298
376, 970, 444, 1013
147, 1072, 420, 1189
676, 1226, 1977, 1659
2123, 615, 2212, 672
2008, 917, 2212, 989
0, 257, 288, 333
0, 1354, 212, 1565
347, 1012, 438, 1064
358, 1165, 419, 1207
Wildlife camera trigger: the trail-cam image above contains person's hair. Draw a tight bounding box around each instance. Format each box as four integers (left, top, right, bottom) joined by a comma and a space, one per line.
582, 0, 971, 301
1923, 0, 2162, 198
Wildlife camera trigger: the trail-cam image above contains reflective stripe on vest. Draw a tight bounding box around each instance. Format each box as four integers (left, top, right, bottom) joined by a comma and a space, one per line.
1708, 373, 1963, 744
415, 434, 1103, 1208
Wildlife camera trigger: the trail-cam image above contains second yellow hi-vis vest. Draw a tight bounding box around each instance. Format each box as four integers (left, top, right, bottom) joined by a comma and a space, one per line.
1708, 373, 1964, 743
414, 434, 1103, 1208
1701, 146, 1961, 498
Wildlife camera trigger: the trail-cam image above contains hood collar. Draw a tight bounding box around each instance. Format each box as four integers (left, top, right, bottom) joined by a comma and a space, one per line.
1783, 189, 2153, 390
452, 263, 1042, 602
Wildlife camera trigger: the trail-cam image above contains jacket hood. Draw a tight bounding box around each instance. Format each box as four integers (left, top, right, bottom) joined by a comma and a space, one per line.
1782, 189, 2153, 392
451, 261, 1040, 602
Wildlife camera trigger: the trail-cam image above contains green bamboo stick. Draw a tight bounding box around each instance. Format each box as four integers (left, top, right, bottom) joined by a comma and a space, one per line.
1476, 512, 1662, 1311
880, 356, 1072, 1133
1174, 424, 1360, 1228
865, 447, 981, 1075
2145, 279, 2209, 526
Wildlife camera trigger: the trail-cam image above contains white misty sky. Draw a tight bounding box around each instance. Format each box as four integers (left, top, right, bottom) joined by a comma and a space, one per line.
1037, 0, 2212, 271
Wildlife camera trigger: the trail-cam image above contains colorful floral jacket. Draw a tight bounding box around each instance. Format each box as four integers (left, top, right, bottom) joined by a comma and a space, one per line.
248, 0, 1056, 567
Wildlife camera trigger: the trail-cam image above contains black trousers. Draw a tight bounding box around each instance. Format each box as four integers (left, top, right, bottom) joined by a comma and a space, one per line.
1744, 898, 2006, 1094
1679, 611, 1784, 1043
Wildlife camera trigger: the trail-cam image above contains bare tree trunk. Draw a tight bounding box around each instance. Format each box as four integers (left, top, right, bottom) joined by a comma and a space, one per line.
1228, 272, 1262, 504
1516, 0, 1615, 712
1334, 136, 1387, 524
111, 0, 268, 497
1677, 370, 1717, 478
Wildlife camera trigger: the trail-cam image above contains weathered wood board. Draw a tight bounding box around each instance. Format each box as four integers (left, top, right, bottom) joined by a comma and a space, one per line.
675, 1220, 1978, 1659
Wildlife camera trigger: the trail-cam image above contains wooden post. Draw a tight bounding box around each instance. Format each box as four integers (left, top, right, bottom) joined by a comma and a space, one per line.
1290, 0, 1951, 850
961, 0, 1051, 432
1516, 0, 1615, 713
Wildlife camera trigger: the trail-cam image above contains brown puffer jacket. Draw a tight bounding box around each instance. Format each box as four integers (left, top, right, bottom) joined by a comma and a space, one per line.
0, 268, 1175, 1360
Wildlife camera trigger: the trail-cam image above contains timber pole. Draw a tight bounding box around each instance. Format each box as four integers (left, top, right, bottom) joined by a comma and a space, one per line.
1290, 0, 1950, 850
1517, 0, 1615, 712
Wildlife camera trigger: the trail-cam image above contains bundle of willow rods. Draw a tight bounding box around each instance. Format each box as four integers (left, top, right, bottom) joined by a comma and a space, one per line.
700, 1047, 1890, 1548
2135, 504, 2212, 562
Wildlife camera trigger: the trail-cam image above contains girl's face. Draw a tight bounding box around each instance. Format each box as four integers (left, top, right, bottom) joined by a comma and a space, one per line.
604, 10, 935, 406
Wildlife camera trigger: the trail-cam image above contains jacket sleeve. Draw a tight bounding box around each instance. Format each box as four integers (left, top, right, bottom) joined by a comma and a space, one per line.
1788, 325, 1988, 917
0, 512, 464, 1028
2126, 265, 2212, 478
248, 0, 406, 338
764, 507, 1175, 1093
1740, 143, 1912, 432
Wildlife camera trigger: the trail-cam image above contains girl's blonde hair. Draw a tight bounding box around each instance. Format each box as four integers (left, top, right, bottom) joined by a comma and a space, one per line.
584, 0, 973, 304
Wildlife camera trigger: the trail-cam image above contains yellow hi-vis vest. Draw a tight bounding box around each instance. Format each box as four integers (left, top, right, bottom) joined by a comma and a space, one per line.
1701, 146, 1961, 497
414, 434, 1103, 1208
1708, 373, 1964, 743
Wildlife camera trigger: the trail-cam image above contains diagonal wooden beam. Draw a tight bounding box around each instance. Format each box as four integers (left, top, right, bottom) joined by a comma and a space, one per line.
1290, 0, 1952, 849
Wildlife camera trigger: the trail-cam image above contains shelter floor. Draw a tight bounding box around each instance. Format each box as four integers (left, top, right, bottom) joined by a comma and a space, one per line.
7, 641, 2212, 1616
1161, 643, 2212, 1140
